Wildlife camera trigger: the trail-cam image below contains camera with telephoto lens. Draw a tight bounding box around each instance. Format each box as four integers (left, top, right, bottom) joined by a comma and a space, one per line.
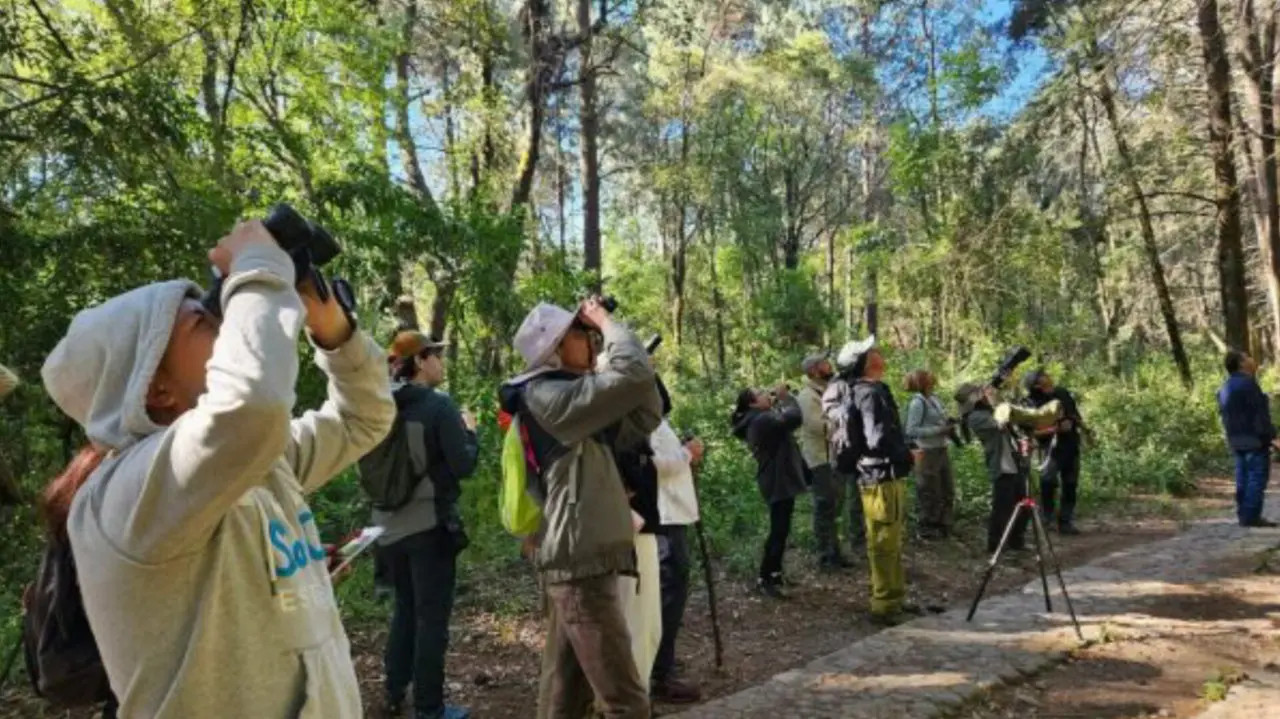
201, 203, 356, 321
989, 346, 1032, 390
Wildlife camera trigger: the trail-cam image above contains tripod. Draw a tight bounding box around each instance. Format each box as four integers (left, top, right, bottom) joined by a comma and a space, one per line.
965, 446, 1083, 640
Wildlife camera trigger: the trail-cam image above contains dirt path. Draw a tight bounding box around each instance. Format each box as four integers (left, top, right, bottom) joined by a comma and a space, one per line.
0, 483, 1232, 718
361, 485, 1228, 718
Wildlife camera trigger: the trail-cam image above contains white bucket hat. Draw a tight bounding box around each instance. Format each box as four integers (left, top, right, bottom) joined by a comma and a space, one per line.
509, 302, 576, 385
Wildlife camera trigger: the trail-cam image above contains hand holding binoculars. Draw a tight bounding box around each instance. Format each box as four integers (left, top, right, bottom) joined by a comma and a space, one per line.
201, 204, 357, 324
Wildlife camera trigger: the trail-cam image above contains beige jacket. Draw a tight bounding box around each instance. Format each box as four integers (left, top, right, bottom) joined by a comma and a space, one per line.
797, 378, 830, 468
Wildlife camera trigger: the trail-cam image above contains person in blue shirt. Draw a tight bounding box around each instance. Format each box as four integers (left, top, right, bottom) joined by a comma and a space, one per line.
1217, 350, 1279, 528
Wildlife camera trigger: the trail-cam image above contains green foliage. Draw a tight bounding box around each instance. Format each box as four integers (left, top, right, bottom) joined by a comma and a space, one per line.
0, 0, 1266, 691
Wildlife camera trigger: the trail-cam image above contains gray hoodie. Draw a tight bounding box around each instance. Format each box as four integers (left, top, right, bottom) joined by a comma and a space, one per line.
43, 245, 395, 718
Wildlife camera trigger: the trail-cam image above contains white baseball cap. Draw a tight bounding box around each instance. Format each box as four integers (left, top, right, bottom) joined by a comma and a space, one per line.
836, 335, 876, 372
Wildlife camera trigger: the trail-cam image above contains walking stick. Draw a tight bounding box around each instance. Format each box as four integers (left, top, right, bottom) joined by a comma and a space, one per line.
692, 518, 724, 668
682, 439, 724, 669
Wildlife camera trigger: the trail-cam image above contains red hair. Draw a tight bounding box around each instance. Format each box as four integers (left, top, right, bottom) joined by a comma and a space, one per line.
41, 446, 107, 538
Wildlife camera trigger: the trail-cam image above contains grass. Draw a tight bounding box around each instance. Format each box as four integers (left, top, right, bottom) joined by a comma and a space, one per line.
1199, 666, 1248, 702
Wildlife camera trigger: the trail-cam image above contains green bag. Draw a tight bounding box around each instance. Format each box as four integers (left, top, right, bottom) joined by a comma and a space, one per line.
500, 415, 542, 537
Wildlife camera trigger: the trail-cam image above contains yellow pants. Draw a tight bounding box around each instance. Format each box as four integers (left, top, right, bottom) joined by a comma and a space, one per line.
861, 479, 907, 616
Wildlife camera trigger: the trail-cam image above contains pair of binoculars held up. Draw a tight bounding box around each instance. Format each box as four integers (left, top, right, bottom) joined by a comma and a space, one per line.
201, 204, 356, 322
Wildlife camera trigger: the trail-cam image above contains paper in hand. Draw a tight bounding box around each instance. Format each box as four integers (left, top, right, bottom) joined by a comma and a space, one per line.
330, 526, 385, 578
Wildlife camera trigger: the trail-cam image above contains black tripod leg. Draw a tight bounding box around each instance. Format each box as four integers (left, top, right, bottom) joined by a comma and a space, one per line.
1029, 506, 1054, 612
966, 500, 1021, 622
1038, 522, 1084, 640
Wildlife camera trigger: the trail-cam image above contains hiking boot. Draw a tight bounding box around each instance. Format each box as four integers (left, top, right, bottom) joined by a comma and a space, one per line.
651, 676, 702, 704
900, 602, 925, 616
1058, 523, 1082, 536
1244, 518, 1279, 528
869, 612, 908, 627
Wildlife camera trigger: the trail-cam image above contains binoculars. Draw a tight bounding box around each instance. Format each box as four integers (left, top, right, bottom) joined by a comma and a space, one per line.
201, 204, 356, 321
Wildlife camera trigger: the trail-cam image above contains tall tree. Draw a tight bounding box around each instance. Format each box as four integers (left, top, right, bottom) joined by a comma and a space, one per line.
1196, 0, 1250, 350
578, 0, 603, 287
1235, 0, 1279, 354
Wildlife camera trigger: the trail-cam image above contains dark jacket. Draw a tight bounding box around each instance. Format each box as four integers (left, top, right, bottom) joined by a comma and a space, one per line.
616, 444, 661, 534
372, 383, 479, 544
733, 397, 809, 504
850, 380, 913, 482
498, 322, 662, 584
1218, 372, 1276, 453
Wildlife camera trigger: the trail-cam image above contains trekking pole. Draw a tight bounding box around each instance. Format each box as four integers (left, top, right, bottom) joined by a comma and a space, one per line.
683, 438, 724, 669
692, 518, 723, 669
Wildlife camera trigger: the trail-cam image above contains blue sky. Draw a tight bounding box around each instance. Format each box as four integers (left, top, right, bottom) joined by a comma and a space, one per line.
980, 0, 1051, 119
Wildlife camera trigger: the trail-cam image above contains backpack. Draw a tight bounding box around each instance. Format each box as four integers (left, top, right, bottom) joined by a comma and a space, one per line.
499, 414, 543, 537
357, 388, 425, 511
828, 385, 867, 474
497, 381, 569, 538
22, 537, 113, 709
357, 413, 421, 511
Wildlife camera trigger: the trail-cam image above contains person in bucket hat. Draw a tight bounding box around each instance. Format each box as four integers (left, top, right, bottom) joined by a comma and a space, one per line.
498, 297, 661, 719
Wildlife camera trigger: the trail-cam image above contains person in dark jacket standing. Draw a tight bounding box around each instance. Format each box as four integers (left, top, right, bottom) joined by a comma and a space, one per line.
1217, 350, 1279, 528
731, 384, 808, 598
377, 331, 479, 719
1024, 370, 1085, 535
829, 337, 915, 625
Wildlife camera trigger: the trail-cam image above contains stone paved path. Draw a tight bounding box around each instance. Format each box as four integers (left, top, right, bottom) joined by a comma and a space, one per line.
670, 514, 1280, 719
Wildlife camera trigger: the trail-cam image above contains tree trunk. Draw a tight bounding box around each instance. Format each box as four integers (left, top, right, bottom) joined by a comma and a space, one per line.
1093, 57, 1194, 387
509, 0, 549, 212
1198, 0, 1251, 350
441, 57, 461, 199
1236, 0, 1280, 354
708, 219, 727, 378
394, 294, 420, 331
395, 1, 431, 204
578, 0, 602, 287
199, 29, 225, 179
860, 12, 881, 338
428, 276, 455, 341
826, 229, 836, 346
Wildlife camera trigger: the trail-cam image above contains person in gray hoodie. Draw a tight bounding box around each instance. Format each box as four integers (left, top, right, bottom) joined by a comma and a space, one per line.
499, 298, 661, 719
40, 222, 395, 719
